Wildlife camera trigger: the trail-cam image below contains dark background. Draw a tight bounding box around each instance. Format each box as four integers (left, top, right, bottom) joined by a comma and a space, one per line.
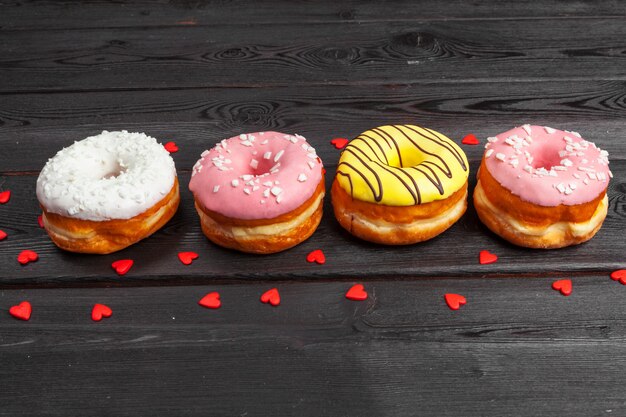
1, 1, 626, 416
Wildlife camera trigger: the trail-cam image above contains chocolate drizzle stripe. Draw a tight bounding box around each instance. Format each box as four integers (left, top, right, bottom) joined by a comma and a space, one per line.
373, 127, 403, 167
419, 126, 468, 171
338, 149, 383, 201
390, 125, 452, 177
411, 165, 444, 195
351, 136, 388, 164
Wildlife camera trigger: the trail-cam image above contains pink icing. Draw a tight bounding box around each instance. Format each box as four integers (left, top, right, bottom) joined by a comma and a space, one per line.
484, 125, 611, 206
189, 131, 323, 219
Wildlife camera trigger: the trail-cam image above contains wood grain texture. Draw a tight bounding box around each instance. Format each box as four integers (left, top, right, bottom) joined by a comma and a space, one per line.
2, 18, 626, 92
1, 277, 625, 416
3, 0, 626, 30
2, 80, 626, 173
0, 165, 624, 286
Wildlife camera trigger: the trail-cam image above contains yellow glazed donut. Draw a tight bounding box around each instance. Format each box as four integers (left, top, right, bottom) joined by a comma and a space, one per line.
331, 124, 469, 244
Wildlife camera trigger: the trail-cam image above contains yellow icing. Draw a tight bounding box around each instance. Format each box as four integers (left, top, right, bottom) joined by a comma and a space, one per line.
336, 125, 469, 206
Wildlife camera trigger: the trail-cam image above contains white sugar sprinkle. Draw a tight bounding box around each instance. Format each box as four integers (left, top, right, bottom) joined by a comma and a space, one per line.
250, 159, 259, 169
522, 124, 532, 135
263, 151, 272, 160
243, 188, 251, 195
213, 185, 220, 193
276, 195, 283, 203
261, 139, 268, 145
307, 161, 316, 169
231, 179, 239, 187
263, 181, 273, 187
263, 189, 270, 198
544, 126, 556, 134
573, 173, 581, 179
297, 173, 307, 182
487, 137, 498, 143
274, 150, 284, 162
241, 174, 253, 181
201, 150, 210, 157
556, 183, 566, 193
271, 186, 282, 196
495, 153, 506, 162
560, 158, 573, 167
485, 149, 494, 158
524, 165, 533, 174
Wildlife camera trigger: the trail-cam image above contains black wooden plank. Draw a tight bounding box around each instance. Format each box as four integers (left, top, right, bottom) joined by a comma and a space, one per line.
0, 164, 624, 286
2, 81, 626, 173
1, 277, 625, 416
2, 18, 626, 92
2, 0, 626, 30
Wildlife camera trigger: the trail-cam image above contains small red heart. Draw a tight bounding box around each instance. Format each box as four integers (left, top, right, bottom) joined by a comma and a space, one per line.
322, 168, 327, 175
306, 249, 326, 264
0, 229, 6, 240
17, 250, 38, 265
0, 190, 11, 204
111, 259, 133, 275
9, 301, 32, 321
178, 251, 199, 265
330, 138, 349, 150
462, 134, 480, 145
198, 292, 221, 309
164, 141, 179, 153
552, 279, 572, 296
37, 215, 44, 228
91, 304, 112, 321
479, 250, 498, 265
260, 288, 280, 306
610, 269, 626, 285
444, 293, 467, 310
345, 284, 368, 301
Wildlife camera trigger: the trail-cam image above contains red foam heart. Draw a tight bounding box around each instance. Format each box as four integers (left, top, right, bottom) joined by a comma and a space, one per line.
479, 250, 498, 265
444, 293, 466, 310
0, 229, 6, 240
260, 288, 280, 306
9, 301, 32, 321
37, 215, 44, 228
17, 250, 38, 265
461, 134, 480, 145
198, 292, 221, 309
306, 249, 326, 264
0, 190, 11, 204
330, 138, 349, 149
178, 251, 199, 265
91, 304, 112, 321
111, 259, 133, 275
552, 279, 572, 296
345, 284, 368, 301
164, 141, 179, 153
610, 269, 626, 285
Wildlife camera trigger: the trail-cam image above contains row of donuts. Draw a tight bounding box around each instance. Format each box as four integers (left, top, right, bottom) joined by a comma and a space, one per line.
35, 124, 612, 255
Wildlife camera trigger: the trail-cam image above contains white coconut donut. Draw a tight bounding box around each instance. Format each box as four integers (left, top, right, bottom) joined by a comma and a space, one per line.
37, 130, 180, 254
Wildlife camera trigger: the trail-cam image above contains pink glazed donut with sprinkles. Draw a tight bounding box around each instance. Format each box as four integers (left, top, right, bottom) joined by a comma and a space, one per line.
189, 131, 325, 254
474, 124, 611, 248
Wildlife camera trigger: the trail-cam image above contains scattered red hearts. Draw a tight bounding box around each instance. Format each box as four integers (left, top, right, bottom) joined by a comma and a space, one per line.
0, 190, 10, 204
330, 137, 349, 150
17, 250, 38, 265
345, 284, 368, 301
0, 229, 6, 240
91, 303, 113, 322
260, 288, 280, 306
9, 301, 32, 321
111, 259, 133, 275
610, 269, 626, 285
198, 292, 221, 309
461, 134, 480, 145
178, 251, 199, 265
444, 293, 467, 310
479, 250, 498, 265
552, 279, 572, 296
37, 215, 44, 228
164, 141, 179, 153
306, 249, 326, 264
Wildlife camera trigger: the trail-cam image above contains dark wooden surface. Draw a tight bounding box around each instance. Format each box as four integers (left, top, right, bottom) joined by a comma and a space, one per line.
1, 1, 626, 416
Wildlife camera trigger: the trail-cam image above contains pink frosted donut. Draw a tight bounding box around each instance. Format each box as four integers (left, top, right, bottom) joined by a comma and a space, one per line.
189, 131, 325, 254
474, 124, 611, 248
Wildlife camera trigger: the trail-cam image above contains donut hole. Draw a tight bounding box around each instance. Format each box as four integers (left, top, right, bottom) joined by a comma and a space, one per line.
101, 161, 127, 179
247, 158, 275, 177
530, 143, 563, 170
387, 153, 424, 169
